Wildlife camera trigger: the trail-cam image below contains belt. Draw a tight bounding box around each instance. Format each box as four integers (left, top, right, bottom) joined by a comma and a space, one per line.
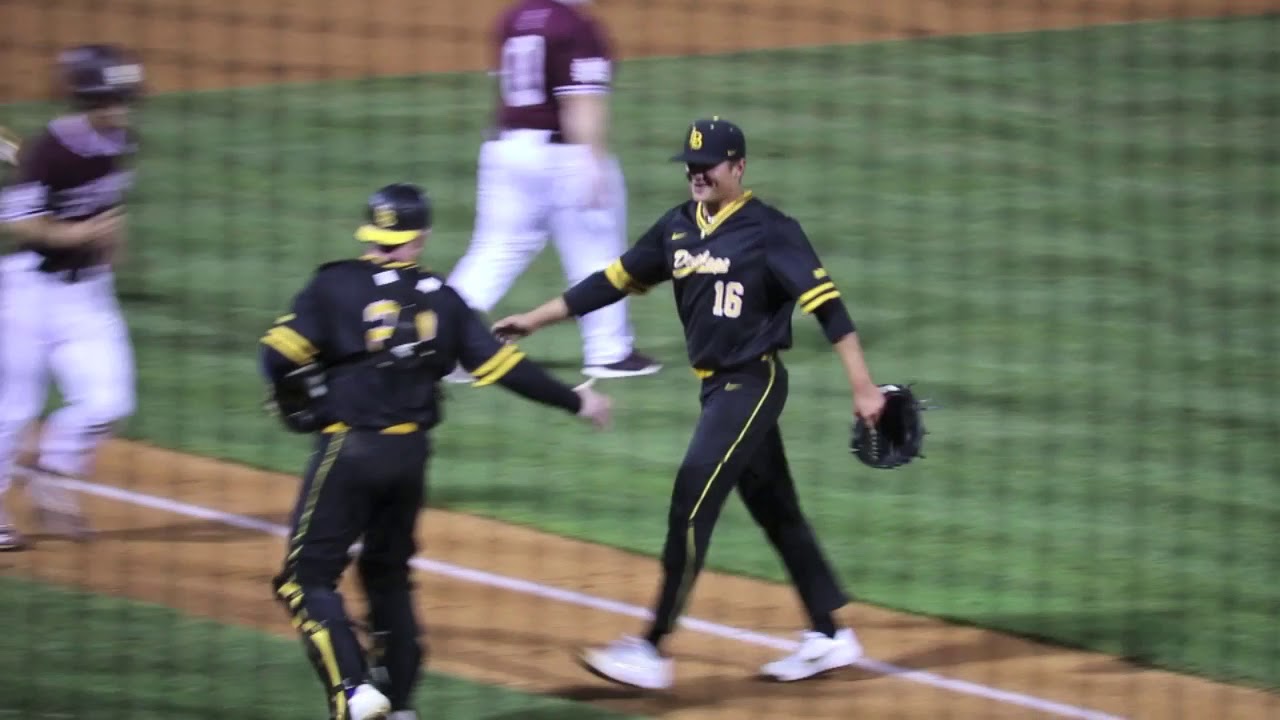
692, 354, 775, 380
39, 265, 110, 283
322, 422, 419, 435
494, 128, 566, 144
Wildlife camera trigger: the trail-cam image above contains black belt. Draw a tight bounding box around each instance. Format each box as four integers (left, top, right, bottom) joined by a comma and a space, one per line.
37, 265, 109, 283
491, 128, 566, 144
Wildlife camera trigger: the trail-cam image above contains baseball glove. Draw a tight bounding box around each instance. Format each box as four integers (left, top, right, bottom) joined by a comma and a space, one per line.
850, 383, 932, 469
264, 362, 330, 434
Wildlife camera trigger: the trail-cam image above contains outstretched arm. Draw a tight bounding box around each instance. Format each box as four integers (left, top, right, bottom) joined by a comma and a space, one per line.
494, 212, 673, 340
454, 294, 611, 428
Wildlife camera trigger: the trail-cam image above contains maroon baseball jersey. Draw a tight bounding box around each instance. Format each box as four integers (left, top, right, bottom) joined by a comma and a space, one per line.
0, 115, 136, 270
493, 0, 614, 133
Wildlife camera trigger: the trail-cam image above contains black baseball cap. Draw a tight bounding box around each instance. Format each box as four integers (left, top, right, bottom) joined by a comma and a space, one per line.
670, 117, 746, 165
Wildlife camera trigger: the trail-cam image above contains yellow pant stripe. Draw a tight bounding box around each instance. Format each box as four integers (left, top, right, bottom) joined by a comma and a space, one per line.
801, 290, 841, 314
670, 356, 778, 622
289, 429, 346, 555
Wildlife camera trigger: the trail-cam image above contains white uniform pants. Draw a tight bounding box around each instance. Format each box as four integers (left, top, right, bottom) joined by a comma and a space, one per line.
447, 131, 634, 367
0, 251, 135, 500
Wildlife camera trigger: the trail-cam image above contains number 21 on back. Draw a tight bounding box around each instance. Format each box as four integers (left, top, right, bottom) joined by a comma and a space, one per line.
500, 35, 546, 107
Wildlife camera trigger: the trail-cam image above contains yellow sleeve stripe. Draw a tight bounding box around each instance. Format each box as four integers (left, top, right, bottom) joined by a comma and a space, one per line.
797, 281, 837, 307
801, 290, 842, 314
261, 326, 317, 364
471, 344, 518, 379
604, 259, 649, 295
473, 350, 526, 387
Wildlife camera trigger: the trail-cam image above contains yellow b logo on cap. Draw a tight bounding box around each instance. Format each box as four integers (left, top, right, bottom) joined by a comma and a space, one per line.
689, 127, 703, 150
373, 204, 397, 228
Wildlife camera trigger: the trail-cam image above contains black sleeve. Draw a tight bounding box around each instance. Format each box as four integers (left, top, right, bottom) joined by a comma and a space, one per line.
259, 276, 326, 384
563, 211, 672, 317
451, 292, 582, 414
766, 217, 856, 343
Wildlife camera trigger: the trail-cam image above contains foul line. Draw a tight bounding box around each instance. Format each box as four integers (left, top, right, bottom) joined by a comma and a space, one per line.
53, 476, 1125, 720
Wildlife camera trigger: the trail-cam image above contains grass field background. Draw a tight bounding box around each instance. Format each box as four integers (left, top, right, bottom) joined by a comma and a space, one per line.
3, 15, 1277, 694
0, 576, 638, 719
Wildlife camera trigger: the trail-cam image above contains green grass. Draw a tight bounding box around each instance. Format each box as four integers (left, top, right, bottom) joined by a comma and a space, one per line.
3, 15, 1278, 691
0, 576, 640, 720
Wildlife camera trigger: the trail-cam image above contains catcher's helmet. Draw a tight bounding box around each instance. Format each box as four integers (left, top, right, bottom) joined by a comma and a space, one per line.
58, 44, 144, 109
355, 183, 433, 246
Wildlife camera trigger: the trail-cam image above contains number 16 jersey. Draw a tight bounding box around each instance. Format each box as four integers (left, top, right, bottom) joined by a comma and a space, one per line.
564, 192, 859, 375
493, 0, 614, 133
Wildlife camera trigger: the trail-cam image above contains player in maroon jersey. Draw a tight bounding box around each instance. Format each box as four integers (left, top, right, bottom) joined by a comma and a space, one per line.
0, 44, 142, 551
444, 0, 662, 382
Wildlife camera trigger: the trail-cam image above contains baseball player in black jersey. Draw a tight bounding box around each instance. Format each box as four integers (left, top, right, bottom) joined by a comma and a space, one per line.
259, 183, 611, 720
493, 117, 888, 689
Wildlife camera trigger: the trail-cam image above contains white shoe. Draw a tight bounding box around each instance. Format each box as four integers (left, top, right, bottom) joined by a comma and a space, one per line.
347, 683, 391, 720
442, 366, 475, 384
578, 636, 673, 690
760, 628, 863, 682
0, 524, 28, 552
387, 712, 418, 720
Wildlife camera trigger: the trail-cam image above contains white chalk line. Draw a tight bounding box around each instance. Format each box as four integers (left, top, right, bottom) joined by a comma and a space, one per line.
52, 476, 1125, 720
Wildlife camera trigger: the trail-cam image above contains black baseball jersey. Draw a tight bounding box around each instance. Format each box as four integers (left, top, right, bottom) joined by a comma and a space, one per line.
564, 192, 855, 374
0, 115, 136, 270
260, 255, 580, 432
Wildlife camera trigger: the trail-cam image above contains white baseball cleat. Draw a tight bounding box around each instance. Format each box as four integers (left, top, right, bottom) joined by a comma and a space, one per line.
442, 366, 475, 384
0, 524, 28, 552
760, 628, 863, 682
347, 683, 392, 720
578, 636, 673, 690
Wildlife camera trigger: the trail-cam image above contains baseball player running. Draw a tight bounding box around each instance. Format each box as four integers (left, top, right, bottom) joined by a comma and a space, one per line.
260, 183, 611, 720
493, 118, 887, 689
0, 45, 141, 552
444, 0, 661, 382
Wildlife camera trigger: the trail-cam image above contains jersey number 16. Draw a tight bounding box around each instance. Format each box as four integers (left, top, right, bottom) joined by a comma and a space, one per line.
712, 281, 744, 318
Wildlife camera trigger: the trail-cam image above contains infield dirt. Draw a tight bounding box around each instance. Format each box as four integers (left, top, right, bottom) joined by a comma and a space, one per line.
3, 1, 1280, 718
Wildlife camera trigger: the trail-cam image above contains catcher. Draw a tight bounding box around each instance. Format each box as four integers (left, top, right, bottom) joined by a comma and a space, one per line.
260, 183, 611, 719
493, 117, 924, 690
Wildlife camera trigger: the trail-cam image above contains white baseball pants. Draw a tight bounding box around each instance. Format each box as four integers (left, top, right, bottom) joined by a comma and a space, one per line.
447, 131, 634, 367
0, 251, 135, 501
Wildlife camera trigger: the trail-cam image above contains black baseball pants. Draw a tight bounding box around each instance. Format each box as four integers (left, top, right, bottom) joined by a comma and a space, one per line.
272, 427, 427, 718
645, 355, 849, 646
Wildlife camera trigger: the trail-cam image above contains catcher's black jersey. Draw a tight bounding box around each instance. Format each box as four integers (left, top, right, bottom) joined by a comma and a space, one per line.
582, 193, 850, 373
260, 255, 532, 431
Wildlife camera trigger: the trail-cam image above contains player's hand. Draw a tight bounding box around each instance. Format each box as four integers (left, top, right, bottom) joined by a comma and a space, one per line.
854, 383, 886, 427
585, 162, 611, 209
55, 208, 125, 248
491, 313, 537, 342
574, 379, 612, 430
